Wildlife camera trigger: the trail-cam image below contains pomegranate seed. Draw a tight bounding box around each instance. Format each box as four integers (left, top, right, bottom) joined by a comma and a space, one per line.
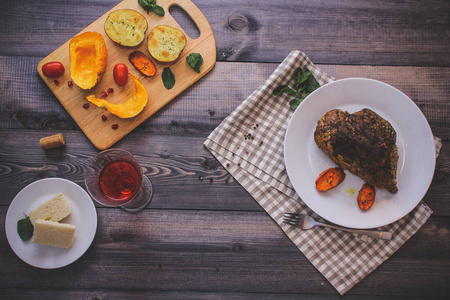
68, 80, 73, 87
101, 92, 107, 98
102, 115, 107, 121
107, 88, 114, 94
111, 124, 119, 130
54, 80, 60, 86
83, 103, 90, 109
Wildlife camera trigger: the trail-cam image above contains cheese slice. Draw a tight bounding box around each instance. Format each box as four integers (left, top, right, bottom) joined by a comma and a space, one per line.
32, 219, 76, 248
29, 193, 71, 225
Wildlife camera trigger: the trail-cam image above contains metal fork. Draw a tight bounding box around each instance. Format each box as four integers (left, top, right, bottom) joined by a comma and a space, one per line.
283, 213, 392, 240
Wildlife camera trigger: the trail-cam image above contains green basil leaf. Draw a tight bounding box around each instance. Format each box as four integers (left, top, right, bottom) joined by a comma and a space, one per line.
17, 215, 33, 241
186, 53, 204, 73
289, 98, 301, 111
296, 82, 307, 94
289, 94, 309, 111
297, 72, 312, 89
162, 67, 175, 89
273, 85, 296, 96
138, 0, 150, 8
305, 74, 320, 92
299, 71, 311, 84
138, 0, 149, 13
292, 67, 303, 83
150, 4, 165, 16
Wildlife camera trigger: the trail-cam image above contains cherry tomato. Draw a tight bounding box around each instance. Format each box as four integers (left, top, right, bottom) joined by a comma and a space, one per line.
42, 61, 65, 78
113, 63, 128, 86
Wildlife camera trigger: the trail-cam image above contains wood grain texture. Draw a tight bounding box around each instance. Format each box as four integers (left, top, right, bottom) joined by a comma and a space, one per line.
1, 57, 449, 140
0, 290, 386, 300
0, 130, 449, 216
1, 208, 449, 297
1, 0, 449, 66
0, 130, 260, 211
0, 60, 449, 214
1, 0, 449, 298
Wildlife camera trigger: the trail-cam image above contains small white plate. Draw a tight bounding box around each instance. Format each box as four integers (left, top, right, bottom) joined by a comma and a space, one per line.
284, 78, 436, 229
5, 178, 97, 269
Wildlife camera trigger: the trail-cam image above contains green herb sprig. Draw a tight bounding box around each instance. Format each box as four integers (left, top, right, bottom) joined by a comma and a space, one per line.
186, 53, 204, 73
273, 68, 320, 111
138, 0, 165, 16
162, 67, 175, 89
17, 215, 33, 241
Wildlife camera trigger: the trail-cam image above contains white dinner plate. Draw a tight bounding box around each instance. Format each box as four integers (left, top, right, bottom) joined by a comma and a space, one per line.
284, 78, 436, 229
5, 178, 98, 269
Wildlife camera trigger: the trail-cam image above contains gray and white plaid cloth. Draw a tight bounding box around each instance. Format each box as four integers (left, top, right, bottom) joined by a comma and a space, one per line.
204, 50, 438, 295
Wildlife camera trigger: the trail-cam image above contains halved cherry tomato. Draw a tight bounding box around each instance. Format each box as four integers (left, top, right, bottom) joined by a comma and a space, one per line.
357, 183, 376, 210
42, 61, 65, 77
113, 63, 128, 86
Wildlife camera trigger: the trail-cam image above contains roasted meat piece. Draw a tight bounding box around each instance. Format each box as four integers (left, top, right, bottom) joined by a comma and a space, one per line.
314, 108, 398, 193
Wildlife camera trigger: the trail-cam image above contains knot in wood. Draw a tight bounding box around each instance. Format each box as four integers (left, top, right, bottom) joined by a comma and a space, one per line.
227, 15, 250, 32
202, 157, 220, 170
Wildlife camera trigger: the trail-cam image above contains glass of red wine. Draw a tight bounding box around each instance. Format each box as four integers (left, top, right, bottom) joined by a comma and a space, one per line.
84, 149, 153, 212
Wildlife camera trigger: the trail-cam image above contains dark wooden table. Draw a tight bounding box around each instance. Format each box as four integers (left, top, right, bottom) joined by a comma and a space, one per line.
1, 0, 449, 298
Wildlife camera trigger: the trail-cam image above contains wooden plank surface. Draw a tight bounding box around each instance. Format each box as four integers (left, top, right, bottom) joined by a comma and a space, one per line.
0, 0, 449, 66
1, 58, 449, 140
1, 208, 449, 297
1, 0, 449, 298
1, 60, 449, 214
0, 129, 449, 216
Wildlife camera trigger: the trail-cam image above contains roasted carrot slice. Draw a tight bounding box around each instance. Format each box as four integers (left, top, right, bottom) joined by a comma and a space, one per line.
315, 167, 346, 191
128, 51, 156, 77
357, 183, 376, 210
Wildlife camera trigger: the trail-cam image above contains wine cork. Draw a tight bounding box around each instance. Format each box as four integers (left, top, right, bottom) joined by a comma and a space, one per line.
40, 133, 65, 150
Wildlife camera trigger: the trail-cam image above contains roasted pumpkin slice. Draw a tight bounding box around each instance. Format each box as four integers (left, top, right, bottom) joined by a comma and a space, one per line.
70, 32, 107, 90
86, 73, 148, 118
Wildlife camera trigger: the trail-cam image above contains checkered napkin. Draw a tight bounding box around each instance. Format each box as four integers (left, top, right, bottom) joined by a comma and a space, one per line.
204, 50, 439, 295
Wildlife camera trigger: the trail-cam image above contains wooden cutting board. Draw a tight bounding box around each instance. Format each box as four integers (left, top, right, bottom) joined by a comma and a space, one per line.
37, 0, 216, 150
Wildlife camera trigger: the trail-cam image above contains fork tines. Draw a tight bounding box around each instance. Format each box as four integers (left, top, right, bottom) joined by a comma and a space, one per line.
282, 213, 302, 226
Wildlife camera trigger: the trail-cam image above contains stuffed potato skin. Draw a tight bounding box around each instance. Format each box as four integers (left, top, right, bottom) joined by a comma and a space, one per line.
147, 25, 186, 62
104, 9, 148, 47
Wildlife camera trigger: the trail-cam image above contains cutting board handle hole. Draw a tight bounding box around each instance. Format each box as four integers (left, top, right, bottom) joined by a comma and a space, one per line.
169, 5, 200, 39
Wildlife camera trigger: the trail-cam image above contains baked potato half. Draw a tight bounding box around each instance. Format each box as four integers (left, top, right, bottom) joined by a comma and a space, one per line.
104, 9, 148, 47
147, 25, 186, 62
